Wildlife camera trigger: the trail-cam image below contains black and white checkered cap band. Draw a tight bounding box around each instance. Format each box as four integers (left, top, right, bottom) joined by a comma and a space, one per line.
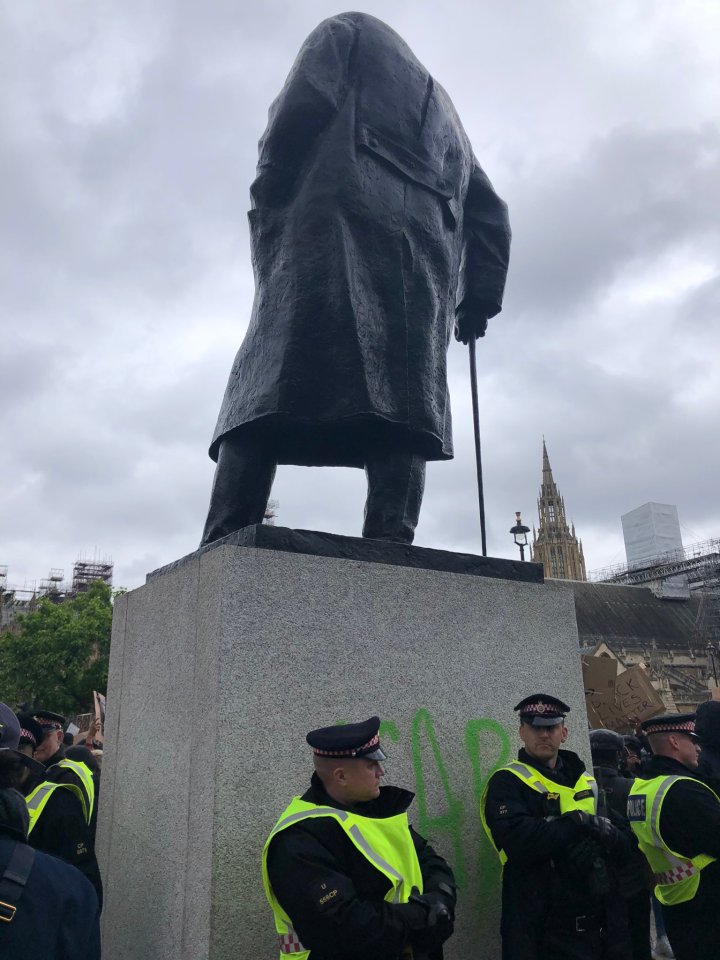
313, 733, 381, 758
644, 719, 696, 736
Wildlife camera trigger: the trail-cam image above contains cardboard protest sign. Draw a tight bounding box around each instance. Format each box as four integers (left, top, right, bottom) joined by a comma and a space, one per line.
586, 690, 631, 732
584, 660, 664, 732
93, 691, 106, 745
614, 666, 664, 726
582, 655, 617, 697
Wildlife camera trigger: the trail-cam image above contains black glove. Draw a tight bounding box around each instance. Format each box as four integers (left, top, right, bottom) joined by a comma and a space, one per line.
566, 810, 621, 851
565, 837, 603, 875
562, 836, 609, 895
406, 886, 454, 951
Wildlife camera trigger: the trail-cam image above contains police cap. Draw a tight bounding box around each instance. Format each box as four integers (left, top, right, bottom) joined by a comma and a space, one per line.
514, 694, 570, 727
32, 709, 66, 731
306, 716, 387, 761
16, 714, 46, 751
640, 714, 697, 738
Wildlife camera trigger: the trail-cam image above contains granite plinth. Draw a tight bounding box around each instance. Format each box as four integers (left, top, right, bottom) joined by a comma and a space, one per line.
98, 536, 585, 960
148, 523, 544, 585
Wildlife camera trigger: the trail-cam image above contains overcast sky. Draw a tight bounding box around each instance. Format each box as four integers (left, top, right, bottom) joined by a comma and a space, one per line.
2, 0, 719, 592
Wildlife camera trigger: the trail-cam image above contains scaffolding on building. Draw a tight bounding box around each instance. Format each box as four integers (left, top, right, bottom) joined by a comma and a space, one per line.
589, 537, 720, 686
589, 537, 720, 590
72, 558, 113, 593
0, 555, 114, 627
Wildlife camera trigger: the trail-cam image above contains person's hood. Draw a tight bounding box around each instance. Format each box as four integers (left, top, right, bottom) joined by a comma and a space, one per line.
695, 700, 720, 749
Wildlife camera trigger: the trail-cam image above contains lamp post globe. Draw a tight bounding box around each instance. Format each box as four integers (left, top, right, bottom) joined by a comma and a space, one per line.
509, 511, 530, 562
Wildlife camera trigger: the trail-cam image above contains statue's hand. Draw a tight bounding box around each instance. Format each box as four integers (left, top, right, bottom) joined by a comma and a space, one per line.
454, 303, 491, 344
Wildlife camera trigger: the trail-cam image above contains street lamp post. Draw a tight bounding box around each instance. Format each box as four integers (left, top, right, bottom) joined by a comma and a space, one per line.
510, 511, 531, 562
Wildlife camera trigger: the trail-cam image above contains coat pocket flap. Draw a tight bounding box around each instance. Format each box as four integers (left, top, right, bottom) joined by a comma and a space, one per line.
357, 124, 456, 200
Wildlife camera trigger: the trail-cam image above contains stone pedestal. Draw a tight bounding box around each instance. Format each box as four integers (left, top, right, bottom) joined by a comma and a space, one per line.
97, 527, 588, 960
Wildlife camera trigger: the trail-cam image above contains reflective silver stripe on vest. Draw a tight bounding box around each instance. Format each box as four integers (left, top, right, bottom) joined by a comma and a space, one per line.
649, 777, 683, 847
646, 775, 698, 878
270, 807, 349, 838
270, 807, 406, 901
505, 762, 549, 794
347, 824, 405, 901
26, 783, 55, 812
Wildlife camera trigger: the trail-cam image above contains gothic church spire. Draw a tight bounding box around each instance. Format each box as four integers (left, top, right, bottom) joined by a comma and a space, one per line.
532, 441, 587, 580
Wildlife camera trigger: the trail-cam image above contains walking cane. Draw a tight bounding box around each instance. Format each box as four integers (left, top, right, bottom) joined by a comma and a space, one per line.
468, 337, 487, 556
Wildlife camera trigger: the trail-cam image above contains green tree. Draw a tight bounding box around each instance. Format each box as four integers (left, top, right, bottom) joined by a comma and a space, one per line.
0, 580, 114, 715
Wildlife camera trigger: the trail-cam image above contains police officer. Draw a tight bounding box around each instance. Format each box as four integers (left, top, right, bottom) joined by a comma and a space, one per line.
0, 788, 100, 959
16, 713, 103, 907
589, 729, 650, 960
30, 710, 66, 767
628, 714, 720, 960
263, 716, 457, 960
481, 694, 626, 960
0, 704, 100, 959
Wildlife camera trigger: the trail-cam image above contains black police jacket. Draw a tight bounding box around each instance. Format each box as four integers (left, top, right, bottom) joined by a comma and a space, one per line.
26, 773, 103, 908
636, 754, 720, 957
266, 773, 456, 960
639, 754, 720, 888
593, 763, 648, 897
0, 833, 100, 960
484, 749, 612, 958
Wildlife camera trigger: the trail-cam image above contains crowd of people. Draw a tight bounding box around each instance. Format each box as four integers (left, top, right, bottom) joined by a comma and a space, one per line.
3, 693, 720, 960
0, 703, 102, 959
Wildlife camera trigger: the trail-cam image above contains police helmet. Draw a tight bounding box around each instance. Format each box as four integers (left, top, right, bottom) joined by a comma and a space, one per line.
589, 728, 624, 755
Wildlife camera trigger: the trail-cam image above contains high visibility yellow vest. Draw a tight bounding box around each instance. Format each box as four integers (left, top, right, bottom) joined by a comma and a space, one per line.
628, 774, 718, 906
480, 761, 598, 865
26, 759, 96, 836
261, 796, 424, 960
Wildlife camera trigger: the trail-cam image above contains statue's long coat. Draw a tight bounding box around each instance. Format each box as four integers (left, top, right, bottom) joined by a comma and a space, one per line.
210, 12, 511, 467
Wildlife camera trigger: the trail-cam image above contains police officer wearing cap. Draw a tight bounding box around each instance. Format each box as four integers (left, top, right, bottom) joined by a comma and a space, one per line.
0, 703, 100, 960
262, 717, 457, 960
628, 713, 720, 960
481, 694, 627, 960
30, 711, 67, 767
15, 712, 103, 908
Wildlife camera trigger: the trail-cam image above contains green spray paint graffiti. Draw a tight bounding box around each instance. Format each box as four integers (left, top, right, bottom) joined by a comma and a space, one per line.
411, 710, 466, 885
378, 711, 512, 905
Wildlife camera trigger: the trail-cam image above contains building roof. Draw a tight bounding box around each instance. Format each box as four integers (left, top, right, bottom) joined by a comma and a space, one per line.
570, 581, 700, 650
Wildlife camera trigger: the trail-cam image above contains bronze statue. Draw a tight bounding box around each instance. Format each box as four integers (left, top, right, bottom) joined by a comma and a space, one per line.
202, 12, 510, 546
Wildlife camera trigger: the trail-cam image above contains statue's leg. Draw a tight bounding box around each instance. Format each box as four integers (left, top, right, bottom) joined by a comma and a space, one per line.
200, 435, 277, 546
362, 451, 426, 544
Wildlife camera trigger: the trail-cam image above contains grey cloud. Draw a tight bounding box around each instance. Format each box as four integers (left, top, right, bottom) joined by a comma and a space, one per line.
506, 124, 720, 319
2, 1, 719, 591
